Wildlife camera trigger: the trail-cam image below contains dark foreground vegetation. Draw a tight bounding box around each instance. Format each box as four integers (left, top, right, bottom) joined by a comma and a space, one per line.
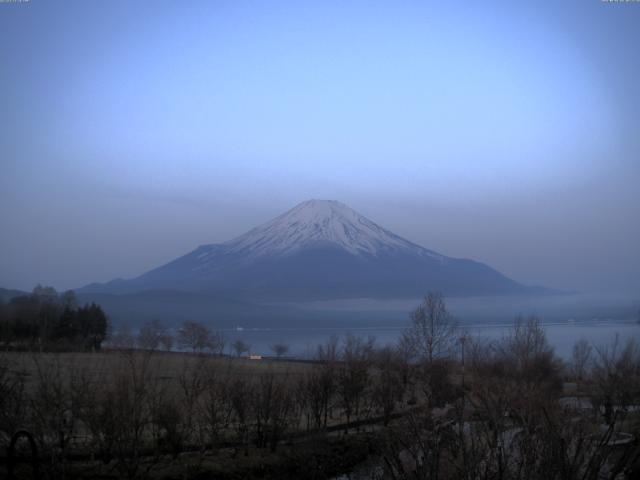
0, 292, 639, 479
0, 286, 108, 352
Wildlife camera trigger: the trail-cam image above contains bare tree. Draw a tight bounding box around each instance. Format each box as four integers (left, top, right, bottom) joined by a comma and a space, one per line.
0, 355, 27, 442
171, 356, 209, 456
177, 320, 211, 354
402, 291, 456, 364
571, 337, 592, 382
209, 330, 225, 356
300, 366, 335, 430
137, 319, 169, 351
337, 335, 375, 431
232, 339, 250, 357
251, 371, 295, 451
381, 327, 640, 480
316, 334, 339, 362
80, 351, 168, 479
380, 408, 450, 480
465, 330, 639, 480
592, 335, 640, 425
200, 363, 233, 452
159, 329, 174, 351
111, 323, 135, 350
301, 335, 341, 430
228, 377, 253, 456
498, 315, 556, 369
270, 343, 289, 358
371, 346, 405, 426
29, 355, 92, 478
495, 316, 564, 412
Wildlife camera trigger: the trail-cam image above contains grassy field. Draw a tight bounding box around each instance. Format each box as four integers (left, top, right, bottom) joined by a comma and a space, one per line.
1, 350, 313, 391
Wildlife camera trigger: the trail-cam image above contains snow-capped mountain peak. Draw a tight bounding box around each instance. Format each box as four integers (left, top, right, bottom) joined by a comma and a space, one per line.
221, 199, 442, 259
80, 199, 532, 298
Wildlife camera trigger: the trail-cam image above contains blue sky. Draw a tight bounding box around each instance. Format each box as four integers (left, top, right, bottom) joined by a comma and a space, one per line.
1, 0, 639, 293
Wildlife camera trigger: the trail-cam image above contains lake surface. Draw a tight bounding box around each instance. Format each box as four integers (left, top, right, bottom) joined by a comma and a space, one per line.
222, 292, 639, 359
221, 320, 640, 360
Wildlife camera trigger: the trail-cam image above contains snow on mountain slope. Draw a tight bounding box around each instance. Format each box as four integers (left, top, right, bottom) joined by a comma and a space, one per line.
80, 199, 535, 298
198, 199, 444, 263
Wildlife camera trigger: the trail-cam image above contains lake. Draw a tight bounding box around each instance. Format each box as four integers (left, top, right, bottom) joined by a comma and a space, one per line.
223, 292, 640, 359
220, 320, 639, 360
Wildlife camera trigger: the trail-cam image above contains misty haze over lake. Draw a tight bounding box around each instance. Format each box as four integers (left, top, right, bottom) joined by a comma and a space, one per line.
205, 292, 640, 359
222, 320, 640, 360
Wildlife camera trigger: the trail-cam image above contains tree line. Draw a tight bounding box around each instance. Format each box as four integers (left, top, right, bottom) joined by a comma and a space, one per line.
0, 285, 109, 351
109, 319, 288, 359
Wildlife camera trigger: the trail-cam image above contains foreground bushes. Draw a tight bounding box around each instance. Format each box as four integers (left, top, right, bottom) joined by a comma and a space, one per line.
0, 346, 409, 479
1, 317, 639, 479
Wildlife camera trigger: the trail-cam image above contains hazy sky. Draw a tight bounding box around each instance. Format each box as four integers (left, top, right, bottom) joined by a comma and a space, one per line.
1, 0, 639, 294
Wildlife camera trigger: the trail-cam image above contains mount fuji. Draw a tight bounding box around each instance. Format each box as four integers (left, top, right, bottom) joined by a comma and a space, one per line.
81, 200, 537, 299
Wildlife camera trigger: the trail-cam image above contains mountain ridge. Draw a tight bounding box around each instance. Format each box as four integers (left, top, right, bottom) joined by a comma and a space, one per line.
80, 200, 540, 299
